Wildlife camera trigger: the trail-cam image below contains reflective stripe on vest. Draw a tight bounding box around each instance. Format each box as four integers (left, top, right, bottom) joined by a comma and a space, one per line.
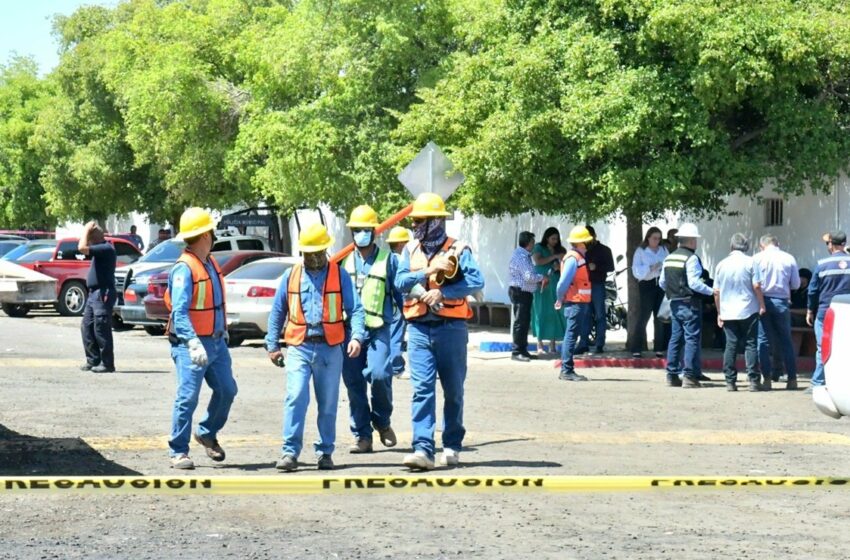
164, 252, 225, 337
344, 247, 389, 329
663, 253, 689, 269
283, 263, 345, 346
564, 250, 591, 303
403, 238, 472, 321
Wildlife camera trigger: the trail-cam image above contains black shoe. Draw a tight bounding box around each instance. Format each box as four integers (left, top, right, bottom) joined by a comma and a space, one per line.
317, 454, 334, 470
558, 372, 588, 382
726, 382, 738, 392
666, 375, 683, 387
574, 347, 589, 355
511, 354, 531, 362
682, 376, 702, 388
761, 378, 772, 391
90, 365, 115, 373
521, 352, 538, 360
748, 380, 762, 392
654, 352, 665, 358
275, 454, 297, 472
79, 363, 97, 371
697, 374, 711, 382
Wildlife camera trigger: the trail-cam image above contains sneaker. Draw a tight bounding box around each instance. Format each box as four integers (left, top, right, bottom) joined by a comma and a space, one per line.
348, 438, 373, 454
726, 382, 738, 392
748, 380, 763, 392
275, 454, 298, 472
761, 377, 772, 391
682, 377, 702, 388
786, 379, 799, 390
666, 375, 683, 387
79, 363, 97, 371
170, 454, 194, 470
373, 424, 397, 448
403, 450, 435, 471
317, 454, 334, 470
440, 448, 460, 466
803, 386, 814, 394
511, 354, 531, 363
193, 433, 225, 462
90, 365, 115, 373
558, 371, 588, 382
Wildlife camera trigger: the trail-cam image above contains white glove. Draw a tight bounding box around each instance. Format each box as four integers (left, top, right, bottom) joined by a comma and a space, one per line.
187, 338, 208, 367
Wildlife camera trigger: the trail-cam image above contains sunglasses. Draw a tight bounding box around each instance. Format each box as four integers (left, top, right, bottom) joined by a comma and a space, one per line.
351, 228, 372, 234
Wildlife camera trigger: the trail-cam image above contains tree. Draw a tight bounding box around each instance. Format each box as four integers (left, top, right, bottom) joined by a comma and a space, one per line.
394, 0, 850, 347
0, 57, 55, 229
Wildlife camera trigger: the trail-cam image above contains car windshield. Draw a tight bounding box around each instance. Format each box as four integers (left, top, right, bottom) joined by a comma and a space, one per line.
227, 260, 292, 281
1, 242, 54, 261
138, 240, 185, 263
15, 248, 54, 263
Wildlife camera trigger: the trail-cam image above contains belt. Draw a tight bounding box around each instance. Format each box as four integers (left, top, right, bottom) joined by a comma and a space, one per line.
303, 335, 326, 343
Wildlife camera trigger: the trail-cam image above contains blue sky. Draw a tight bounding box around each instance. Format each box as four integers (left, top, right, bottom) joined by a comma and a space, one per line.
1, 1, 115, 75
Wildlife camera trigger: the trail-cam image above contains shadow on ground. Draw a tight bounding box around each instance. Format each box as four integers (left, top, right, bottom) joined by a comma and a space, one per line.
0, 423, 140, 476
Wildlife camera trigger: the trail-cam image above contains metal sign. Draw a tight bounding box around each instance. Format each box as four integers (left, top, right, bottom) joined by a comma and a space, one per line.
397, 142, 464, 200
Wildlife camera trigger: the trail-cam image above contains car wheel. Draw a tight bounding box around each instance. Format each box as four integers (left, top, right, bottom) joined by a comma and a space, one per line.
1, 303, 31, 318
57, 281, 87, 316
227, 334, 244, 348
144, 325, 166, 336
112, 314, 134, 331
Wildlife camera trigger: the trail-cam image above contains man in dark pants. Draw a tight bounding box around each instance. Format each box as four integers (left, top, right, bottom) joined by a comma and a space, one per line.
508, 231, 547, 362
577, 225, 614, 354
78, 221, 117, 373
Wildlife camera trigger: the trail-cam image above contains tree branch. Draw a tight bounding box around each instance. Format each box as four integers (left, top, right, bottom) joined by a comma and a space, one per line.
731, 127, 768, 151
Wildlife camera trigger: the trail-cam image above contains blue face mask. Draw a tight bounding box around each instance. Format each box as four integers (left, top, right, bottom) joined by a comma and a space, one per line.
353, 230, 373, 248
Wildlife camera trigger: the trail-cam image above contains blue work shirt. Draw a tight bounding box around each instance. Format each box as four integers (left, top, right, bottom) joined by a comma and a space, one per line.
395, 242, 485, 321
808, 252, 850, 318
86, 242, 117, 291
555, 249, 582, 302
348, 246, 405, 328
168, 255, 226, 341
265, 262, 366, 352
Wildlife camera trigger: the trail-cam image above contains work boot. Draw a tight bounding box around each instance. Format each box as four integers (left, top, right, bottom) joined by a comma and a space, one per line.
682, 376, 702, 388
558, 371, 588, 382
726, 382, 738, 392
90, 365, 115, 373
748, 380, 763, 392
403, 450, 435, 471
275, 454, 298, 472
170, 454, 194, 470
193, 433, 225, 462
79, 363, 97, 371
666, 375, 683, 387
761, 377, 772, 391
697, 374, 712, 382
348, 438, 373, 454
373, 423, 397, 448
317, 454, 334, 470
440, 448, 460, 467
786, 379, 799, 391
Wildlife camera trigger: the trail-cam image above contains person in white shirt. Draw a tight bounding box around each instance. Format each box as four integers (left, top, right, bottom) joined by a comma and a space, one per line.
630, 227, 668, 357
714, 233, 766, 392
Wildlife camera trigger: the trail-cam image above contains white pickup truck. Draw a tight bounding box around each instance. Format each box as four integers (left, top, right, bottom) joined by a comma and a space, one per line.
813, 294, 850, 419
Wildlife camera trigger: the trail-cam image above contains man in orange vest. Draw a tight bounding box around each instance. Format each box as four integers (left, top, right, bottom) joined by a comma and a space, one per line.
395, 193, 485, 470
165, 208, 237, 470
265, 223, 365, 472
554, 226, 595, 382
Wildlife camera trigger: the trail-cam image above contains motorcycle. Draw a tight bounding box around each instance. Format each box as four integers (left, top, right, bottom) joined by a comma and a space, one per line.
588, 255, 628, 346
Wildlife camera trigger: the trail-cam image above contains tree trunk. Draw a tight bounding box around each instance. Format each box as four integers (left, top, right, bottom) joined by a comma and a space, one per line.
624, 212, 643, 351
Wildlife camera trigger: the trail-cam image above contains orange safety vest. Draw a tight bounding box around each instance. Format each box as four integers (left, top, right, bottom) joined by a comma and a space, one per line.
403, 238, 473, 321
563, 250, 592, 303
283, 263, 345, 346
164, 252, 225, 337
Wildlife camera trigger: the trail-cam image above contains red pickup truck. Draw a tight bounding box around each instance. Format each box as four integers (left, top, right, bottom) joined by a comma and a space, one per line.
15, 237, 142, 316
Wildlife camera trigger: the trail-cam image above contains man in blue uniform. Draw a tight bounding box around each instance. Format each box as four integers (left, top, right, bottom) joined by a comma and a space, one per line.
78, 221, 117, 373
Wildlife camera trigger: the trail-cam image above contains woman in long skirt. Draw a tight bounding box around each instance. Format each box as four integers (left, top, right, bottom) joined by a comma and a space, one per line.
531, 227, 566, 354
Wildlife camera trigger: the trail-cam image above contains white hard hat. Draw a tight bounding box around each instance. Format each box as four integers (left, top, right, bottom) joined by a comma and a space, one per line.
676, 223, 701, 239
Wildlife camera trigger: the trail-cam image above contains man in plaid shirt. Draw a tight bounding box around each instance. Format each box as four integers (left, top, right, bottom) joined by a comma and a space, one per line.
509, 231, 548, 362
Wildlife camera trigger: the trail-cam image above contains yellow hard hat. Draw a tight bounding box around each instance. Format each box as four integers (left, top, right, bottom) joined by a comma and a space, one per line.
409, 192, 450, 218
387, 227, 411, 243
176, 207, 216, 241
298, 223, 334, 253
346, 205, 379, 228
567, 225, 594, 244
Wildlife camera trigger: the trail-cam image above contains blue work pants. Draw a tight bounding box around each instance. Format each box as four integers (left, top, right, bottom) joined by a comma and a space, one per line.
812, 317, 825, 387
560, 302, 589, 374
578, 282, 606, 351
666, 299, 703, 380
342, 326, 394, 441
390, 310, 407, 375
168, 336, 237, 456
281, 341, 343, 458
758, 297, 797, 381
408, 320, 468, 459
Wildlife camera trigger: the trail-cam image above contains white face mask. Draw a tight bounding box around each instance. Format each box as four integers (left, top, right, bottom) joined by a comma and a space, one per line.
353, 230, 373, 248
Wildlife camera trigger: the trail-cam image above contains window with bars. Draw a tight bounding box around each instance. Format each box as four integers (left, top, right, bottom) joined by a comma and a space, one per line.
764, 198, 784, 227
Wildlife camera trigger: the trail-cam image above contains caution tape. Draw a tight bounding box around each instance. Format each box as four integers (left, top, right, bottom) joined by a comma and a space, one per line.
2, 476, 850, 494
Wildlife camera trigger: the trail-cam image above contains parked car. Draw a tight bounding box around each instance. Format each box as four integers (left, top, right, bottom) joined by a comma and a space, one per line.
1, 240, 57, 262
222, 256, 300, 346
13, 237, 141, 316
137, 250, 287, 336
0, 239, 26, 258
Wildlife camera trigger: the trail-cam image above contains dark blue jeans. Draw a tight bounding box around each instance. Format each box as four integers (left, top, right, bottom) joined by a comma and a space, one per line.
578, 282, 606, 351
81, 288, 116, 369
561, 302, 590, 374
722, 313, 759, 383
757, 297, 797, 381
666, 299, 702, 380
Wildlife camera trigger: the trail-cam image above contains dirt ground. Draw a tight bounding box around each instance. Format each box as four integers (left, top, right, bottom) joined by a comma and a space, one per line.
2, 311, 850, 559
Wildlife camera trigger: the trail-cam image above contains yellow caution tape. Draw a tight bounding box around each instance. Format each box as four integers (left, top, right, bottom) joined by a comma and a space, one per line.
2, 476, 850, 494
